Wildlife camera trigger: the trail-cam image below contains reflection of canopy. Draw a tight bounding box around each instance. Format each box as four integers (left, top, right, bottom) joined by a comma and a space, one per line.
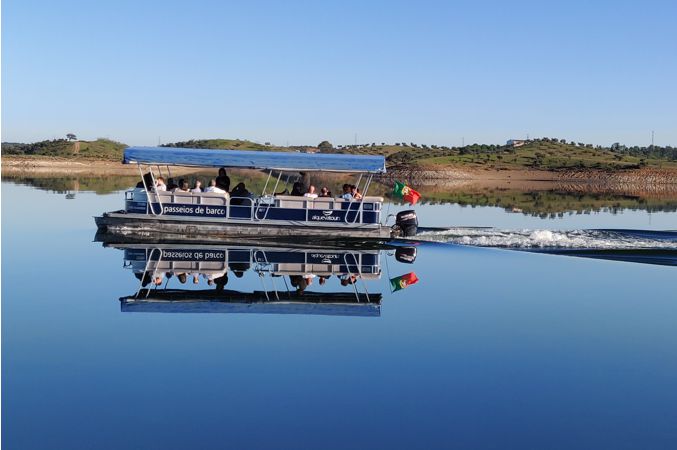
123, 147, 386, 174
121, 289, 382, 317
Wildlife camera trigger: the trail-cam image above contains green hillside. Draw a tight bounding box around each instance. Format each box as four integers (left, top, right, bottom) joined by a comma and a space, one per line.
386, 140, 677, 170
3, 137, 676, 171
161, 139, 287, 151
2, 138, 126, 160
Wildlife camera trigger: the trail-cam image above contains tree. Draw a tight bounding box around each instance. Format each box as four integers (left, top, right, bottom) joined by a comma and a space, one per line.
318, 141, 333, 151
66, 133, 77, 141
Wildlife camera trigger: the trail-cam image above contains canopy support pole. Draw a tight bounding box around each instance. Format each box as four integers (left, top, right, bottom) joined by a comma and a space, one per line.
137, 164, 162, 216
262, 170, 272, 196
271, 171, 282, 195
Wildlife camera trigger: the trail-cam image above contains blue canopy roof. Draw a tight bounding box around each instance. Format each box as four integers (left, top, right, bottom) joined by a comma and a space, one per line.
123, 147, 386, 174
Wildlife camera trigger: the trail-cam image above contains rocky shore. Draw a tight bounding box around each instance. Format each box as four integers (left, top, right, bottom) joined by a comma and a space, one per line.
384, 165, 677, 193
3, 156, 676, 193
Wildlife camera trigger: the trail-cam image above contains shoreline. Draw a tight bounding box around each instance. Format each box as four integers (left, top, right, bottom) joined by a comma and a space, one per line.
3, 155, 677, 193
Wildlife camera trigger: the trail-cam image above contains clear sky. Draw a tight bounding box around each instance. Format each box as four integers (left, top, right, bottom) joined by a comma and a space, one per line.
2, 0, 676, 147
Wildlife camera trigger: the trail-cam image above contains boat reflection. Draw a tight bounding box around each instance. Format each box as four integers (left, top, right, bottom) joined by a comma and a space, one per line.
106, 242, 419, 317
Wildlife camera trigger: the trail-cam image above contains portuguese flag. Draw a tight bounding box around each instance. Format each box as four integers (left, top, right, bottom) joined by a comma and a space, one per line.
390, 272, 419, 292
393, 181, 421, 205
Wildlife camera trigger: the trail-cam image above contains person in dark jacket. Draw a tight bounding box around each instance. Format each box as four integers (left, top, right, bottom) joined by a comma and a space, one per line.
290, 181, 306, 196
230, 182, 251, 205
216, 168, 230, 192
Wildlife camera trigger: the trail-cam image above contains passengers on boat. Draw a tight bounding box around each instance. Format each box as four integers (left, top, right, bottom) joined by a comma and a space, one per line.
352, 186, 363, 200
172, 179, 190, 193
304, 185, 318, 198
166, 178, 178, 191
191, 180, 203, 193
340, 184, 353, 200
136, 172, 155, 190
155, 177, 167, 191
204, 179, 227, 194
319, 187, 332, 197
290, 181, 306, 196
230, 182, 252, 205
216, 168, 231, 192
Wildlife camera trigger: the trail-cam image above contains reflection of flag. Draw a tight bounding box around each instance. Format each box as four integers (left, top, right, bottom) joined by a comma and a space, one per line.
390, 272, 419, 292
393, 181, 421, 205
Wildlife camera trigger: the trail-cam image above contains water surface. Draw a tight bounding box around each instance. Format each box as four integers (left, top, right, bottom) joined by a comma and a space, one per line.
2, 181, 677, 450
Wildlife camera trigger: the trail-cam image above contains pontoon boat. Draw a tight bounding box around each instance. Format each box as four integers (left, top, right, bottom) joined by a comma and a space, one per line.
94, 147, 418, 241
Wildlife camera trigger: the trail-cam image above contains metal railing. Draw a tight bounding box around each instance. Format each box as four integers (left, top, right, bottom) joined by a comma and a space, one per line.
128, 190, 381, 225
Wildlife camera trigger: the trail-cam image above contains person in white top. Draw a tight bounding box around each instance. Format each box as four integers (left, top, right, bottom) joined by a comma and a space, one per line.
191, 180, 203, 193
155, 177, 167, 192
204, 179, 226, 194
304, 185, 318, 198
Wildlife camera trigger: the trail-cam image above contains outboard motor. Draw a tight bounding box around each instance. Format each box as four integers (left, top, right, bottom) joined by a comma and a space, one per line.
395, 246, 417, 264
395, 210, 418, 237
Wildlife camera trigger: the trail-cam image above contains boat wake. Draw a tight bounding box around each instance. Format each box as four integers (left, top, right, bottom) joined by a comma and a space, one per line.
415, 228, 677, 250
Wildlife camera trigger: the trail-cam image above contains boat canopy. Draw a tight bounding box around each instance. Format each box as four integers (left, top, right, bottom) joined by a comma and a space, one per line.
123, 147, 386, 174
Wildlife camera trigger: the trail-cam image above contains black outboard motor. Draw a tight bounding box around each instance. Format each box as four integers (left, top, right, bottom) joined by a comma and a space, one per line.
395, 210, 418, 237
395, 246, 417, 264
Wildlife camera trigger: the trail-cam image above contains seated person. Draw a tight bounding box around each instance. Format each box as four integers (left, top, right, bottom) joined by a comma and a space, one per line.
352, 186, 363, 200
155, 177, 167, 192
230, 182, 251, 205
216, 168, 230, 192
204, 179, 226, 194
339, 184, 353, 200
290, 181, 306, 196
166, 178, 178, 191
319, 187, 331, 197
172, 179, 190, 193
191, 180, 203, 193
136, 172, 155, 191
304, 185, 318, 198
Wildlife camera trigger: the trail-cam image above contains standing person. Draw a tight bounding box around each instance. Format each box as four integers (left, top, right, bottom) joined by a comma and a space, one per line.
191, 180, 203, 193
216, 168, 230, 192
304, 185, 318, 198
299, 172, 310, 192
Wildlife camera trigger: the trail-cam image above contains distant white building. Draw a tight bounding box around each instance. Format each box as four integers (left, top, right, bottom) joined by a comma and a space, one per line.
507, 139, 527, 148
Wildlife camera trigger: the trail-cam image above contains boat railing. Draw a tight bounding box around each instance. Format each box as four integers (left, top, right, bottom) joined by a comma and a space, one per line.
128, 189, 382, 225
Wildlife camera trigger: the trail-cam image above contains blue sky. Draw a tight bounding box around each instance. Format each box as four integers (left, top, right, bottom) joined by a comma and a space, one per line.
2, 0, 676, 147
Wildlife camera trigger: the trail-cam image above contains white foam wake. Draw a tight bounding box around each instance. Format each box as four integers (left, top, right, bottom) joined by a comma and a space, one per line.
416, 228, 677, 249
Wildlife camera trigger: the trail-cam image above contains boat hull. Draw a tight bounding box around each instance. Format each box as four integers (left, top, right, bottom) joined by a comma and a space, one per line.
95, 211, 393, 242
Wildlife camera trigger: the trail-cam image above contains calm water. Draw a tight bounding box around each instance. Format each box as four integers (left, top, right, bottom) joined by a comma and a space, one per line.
2, 181, 677, 450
